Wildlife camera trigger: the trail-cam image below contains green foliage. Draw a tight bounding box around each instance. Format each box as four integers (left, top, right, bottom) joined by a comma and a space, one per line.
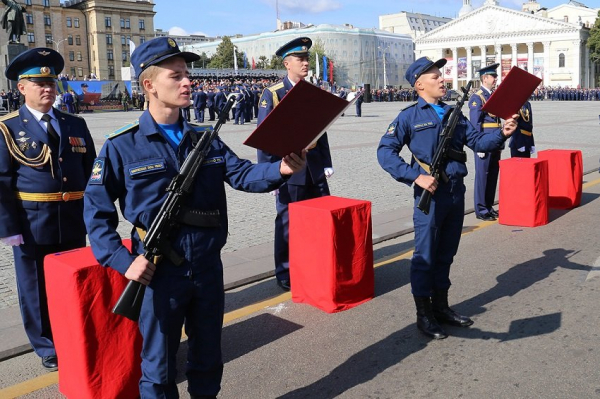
208, 36, 244, 69
198, 52, 211, 68
308, 38, 335, 81
269, 55, 285, 70
588, 11, 600, 65
256, 55, 268, 69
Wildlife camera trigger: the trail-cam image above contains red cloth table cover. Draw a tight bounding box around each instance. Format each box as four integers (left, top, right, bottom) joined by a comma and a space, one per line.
537, 149, 583, 209
45, 242, 142, 399
289, 196, 374, 313
498, 158, 549, 227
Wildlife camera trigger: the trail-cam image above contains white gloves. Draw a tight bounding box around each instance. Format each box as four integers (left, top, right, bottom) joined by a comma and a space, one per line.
324, 167, 334, 178
270, 189, 279, 196
477, 152, 486, 159
530, 146, 536, 154
1, 234, 24, 246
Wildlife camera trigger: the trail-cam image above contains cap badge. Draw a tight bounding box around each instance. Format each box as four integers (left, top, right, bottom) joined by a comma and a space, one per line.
40, 66, 51, 75
38, 51, 50, 56
301, 38, 309, 42
301, 46, 307, 51
168, 38, 177, 48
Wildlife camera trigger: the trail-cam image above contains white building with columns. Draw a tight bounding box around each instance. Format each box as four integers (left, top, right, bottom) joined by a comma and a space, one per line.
414, 4, 595, 89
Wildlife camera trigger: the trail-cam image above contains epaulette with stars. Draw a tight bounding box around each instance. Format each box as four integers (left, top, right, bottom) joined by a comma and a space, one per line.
105, 120, 139, 139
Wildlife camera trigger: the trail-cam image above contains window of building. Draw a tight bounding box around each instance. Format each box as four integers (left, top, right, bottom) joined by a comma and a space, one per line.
44, 14, 51, 26
25, 0, 31, 5
77, 52, 82, 61
139, 36, 145, 44
120, 18, 125, 28
106, 34, 112, 45
126, 35, 131, 43
125, 19, 130, 29
69, 51, 74, 61
66, 17, 72, 28
122, 51, 127, 61
43, 0, 49, 6
75, 35, 81, 45
77, 67, 83, 77
70, 67, 76, 77
26, 13, 33, 24
27, 32, 35, 43
67, 35, 73, 45
74, 18, 79, 28
139, 19, 145, 30
559, 53, 565, 68
105, 17, 111, 28
563, 15, 568, 22
45, 34, 52, 45
107, 50, 114, 60
108, 66, 115, 78
121, 35, 126, 45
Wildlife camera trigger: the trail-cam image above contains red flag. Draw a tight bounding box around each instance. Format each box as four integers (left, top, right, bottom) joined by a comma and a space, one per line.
252, 57, 255, 70
328, 60, 334, 83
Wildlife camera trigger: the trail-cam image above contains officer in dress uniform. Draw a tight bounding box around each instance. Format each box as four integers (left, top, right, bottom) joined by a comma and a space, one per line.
377, 57, 517, 339
256, 37, 334, 291
469, 63, 502, 221
83, 37, 305, 399
207, 86, 216, 121
509, 100, 535, 158
0, 48, 96, 371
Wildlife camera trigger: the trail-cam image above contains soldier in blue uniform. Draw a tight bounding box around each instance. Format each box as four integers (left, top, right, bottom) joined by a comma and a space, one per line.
377, 57, 518, 339
0, 48, 96, 370
355, 87, 364, 117
257, 37, 334, 291
509, 100, 535, 158
83, 37, 305, 399
469, 63, 502, 221
206, 86, 216, 121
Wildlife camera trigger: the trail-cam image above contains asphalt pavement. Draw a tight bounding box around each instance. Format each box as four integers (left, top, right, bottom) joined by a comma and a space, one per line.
0, 100, 599, 398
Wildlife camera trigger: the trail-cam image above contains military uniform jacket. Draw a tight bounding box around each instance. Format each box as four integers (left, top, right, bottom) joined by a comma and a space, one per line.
0, 106, 96, 244
509, 101, 534, 150
84, 110, 287, 275
256, 76, 332, 186
469, 88, 504, 151
377, 97, 507, 187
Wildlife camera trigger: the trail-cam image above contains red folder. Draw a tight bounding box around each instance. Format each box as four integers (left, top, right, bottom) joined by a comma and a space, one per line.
244, 79, 354, 157
482, 66, 542, 120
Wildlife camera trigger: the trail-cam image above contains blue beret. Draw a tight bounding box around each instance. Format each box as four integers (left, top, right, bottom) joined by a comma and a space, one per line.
276, 37, 312, 58
6, 47, 64, 82
477, 63, 499, 76
405, 57, 447, 87
131, 37, 200, 78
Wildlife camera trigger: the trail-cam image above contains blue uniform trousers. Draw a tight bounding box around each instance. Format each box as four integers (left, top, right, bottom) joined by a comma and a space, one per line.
233, 108, 244, 125
510, 148, 531, 158
208, 106, 215, 121
13, 238, 86, 357
138, 255, 224, 398
274, 183, 330, 281
356, 102, 362, 117
411, 182, 465, 297
473, 149, 501, 216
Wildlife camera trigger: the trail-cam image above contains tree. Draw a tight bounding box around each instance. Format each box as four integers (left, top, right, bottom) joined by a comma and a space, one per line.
269, 55, 285, 70
208, 36, 244, 69
588, 11, 600, 63
309, 38, 336, 82
256, 55, 268, 69
198, 52, 211, 69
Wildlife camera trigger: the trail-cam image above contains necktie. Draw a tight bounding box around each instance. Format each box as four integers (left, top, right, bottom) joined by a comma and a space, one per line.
41, 114, 60, 145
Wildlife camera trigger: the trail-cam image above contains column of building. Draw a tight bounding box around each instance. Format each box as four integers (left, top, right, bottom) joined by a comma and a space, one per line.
572, 39, 581, 88
466, 46, 472, 82
452, 47, 458, 89
543, 41, 551, 87
495, 44, 502, 84
527, 42, 534, 74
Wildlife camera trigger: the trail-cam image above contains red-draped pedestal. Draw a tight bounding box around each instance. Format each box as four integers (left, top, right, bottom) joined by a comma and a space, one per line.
499, 158, 549, 227
289, 196, 374, 313
537, 149, 583, 209
45, 242, 142, 399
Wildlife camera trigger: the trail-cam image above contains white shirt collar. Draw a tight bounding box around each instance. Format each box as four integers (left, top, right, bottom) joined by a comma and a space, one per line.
481, 86, 493, 95
26, 105, 57, 123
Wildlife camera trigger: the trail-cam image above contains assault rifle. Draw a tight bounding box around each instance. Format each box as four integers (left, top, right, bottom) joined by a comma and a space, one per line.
417, 81, 473, 215
112, 96, 236, 321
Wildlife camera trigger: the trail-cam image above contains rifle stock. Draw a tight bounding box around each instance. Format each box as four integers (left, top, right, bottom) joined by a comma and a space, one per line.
112, 96, 235, 321
417, 81, 473, 215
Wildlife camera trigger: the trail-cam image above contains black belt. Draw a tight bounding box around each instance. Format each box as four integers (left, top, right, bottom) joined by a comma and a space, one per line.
176, 206, 220, 228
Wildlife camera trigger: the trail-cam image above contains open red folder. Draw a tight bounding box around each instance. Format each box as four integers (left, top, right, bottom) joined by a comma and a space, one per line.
244, 79, 355, 157
482, 66, 542, 120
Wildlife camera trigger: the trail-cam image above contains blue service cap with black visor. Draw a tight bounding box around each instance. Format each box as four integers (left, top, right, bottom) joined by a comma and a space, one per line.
405, 56, 447, 87
5, 47, 64, 82
131, 36, 200, 79
477, 63, 499, 77
276, 37, 312, 58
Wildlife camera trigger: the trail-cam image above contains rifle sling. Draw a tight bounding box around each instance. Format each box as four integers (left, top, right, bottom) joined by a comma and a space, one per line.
413, 149, 466, 184
135, 227, 185, 266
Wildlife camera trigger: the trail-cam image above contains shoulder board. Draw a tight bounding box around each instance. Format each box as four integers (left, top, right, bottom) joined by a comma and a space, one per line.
106, 120, 139, 139
476, 90, 483, 95
0, 110, 19, 122
188, 123, 214, 134
400, 102, 418, 112
267, 82, 284, 93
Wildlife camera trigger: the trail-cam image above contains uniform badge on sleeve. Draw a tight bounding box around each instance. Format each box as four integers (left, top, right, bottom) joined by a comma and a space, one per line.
385, 122, 397, 136
470, 101, 477, 108
260, 99, 268, 108
89, 158, 106, 185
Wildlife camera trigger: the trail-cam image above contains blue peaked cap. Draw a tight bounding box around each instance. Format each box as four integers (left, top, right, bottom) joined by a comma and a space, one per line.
477, 63, 499, 76
405, 57, 447, 87
6, 47, 64, 82
131, 37, 200, 78
276, 37, 312, 58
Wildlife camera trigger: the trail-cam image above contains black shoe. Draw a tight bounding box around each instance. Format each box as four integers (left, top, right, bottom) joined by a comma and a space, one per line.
277, 279, 291, 291
490, 209, 499, 218
413, 296, 447, 339
432, 289, 473, 327
476, 213, 496, 221
42, 355, 58, 371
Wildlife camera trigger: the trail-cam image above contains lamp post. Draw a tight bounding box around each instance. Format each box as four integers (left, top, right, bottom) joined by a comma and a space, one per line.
50, 38, 68, 53
378, 45, 390, 88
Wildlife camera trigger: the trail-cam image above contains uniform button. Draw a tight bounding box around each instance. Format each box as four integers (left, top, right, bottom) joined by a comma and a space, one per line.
58, 157, 63, 162
63, 177, 68, 182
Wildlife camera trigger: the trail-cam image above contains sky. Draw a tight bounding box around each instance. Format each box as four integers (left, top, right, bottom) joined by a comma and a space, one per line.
154, 0, 572, 38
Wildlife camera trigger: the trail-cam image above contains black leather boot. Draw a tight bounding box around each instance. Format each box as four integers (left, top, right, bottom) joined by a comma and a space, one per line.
432, 289, 474, 327
413, 296, 448, 339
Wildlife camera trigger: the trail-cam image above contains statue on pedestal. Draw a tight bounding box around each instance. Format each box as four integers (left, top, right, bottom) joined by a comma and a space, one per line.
1, 0, 26, 44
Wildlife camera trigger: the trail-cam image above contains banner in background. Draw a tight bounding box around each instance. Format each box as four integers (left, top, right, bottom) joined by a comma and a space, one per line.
457, 57, 467, 79
57, 80, 133, 112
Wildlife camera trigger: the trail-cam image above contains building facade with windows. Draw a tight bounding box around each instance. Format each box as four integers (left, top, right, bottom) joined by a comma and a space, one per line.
379, 11, 452, 40
184, 24, 414, 88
